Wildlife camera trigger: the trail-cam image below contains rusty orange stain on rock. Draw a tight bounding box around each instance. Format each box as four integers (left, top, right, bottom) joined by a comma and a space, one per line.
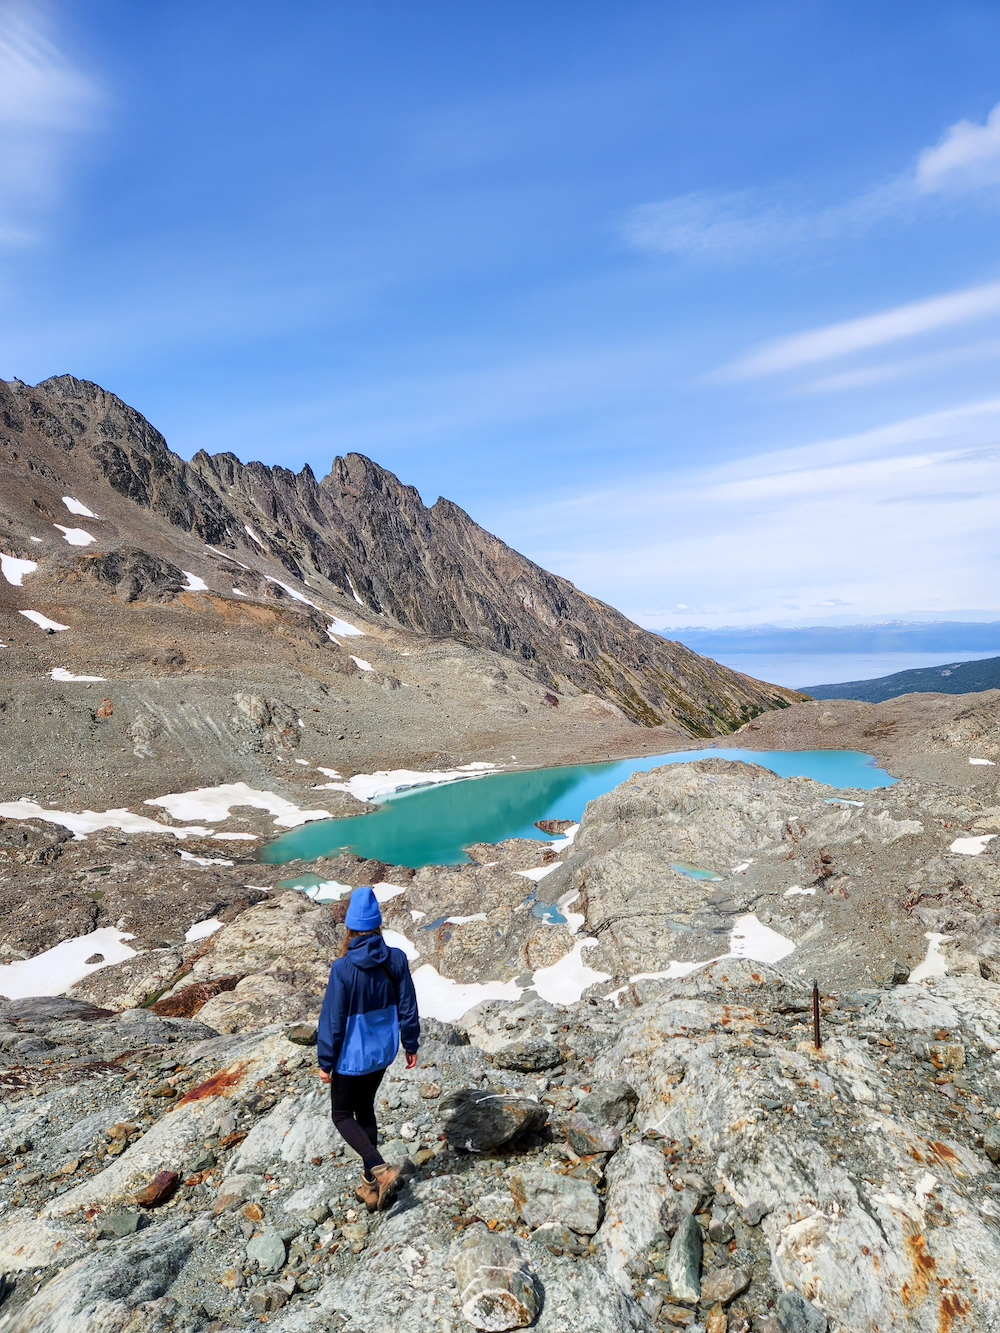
939, 1287, 968, 1333
176, 1062, 247, 1105
929, 1140, 958, 1163
900, 1232, 936, 1309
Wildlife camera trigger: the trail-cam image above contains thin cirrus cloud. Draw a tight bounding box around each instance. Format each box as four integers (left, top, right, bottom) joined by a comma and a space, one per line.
715, 279, 1000, 379
0, 1, 100, 247
624, 100, 1000, 261
507, 400, 1000, 628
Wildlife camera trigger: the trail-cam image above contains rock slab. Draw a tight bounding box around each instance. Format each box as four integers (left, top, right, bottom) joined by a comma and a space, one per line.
439, 1087, 548, 1153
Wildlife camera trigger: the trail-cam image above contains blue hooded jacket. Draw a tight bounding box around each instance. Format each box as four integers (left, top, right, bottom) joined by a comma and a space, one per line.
317, 933, 420, 1076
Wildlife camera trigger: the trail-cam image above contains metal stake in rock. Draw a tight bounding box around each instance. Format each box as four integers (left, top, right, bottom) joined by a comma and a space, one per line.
812, 979, 821, 1050
454, 1233, 542, 1331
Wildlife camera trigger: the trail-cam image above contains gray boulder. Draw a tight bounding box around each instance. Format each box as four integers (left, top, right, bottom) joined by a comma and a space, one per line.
667, 1213, 702, 1304
777, 1291, 829, 1333
576, 1080, 638, 1129
246, 1227, 287, 1274
509, 1167, 600, 1235
491, 1038, 562, 1072
439, 1088, 548, 1153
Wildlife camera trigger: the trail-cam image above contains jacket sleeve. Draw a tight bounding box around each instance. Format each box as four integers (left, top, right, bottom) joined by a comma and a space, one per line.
317, 962, 346, 1072
393, 951, 420, 1055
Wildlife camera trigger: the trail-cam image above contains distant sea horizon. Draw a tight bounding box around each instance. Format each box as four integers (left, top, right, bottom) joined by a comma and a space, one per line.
709, 649, 996, 691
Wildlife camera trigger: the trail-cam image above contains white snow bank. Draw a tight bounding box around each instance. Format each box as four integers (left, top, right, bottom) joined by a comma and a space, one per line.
383, 928, 419, 960
244, 526, 264, 547
970, 757, 995, 766
177, 850, 234, 866
20, 610, 68, 632
445, 914, 487, 925
556, 889, 585, 935
314, 763, 498, 803
181, 571, 208, 592
232, 588, 247, 596
949, 833, 997, 856
62, 497, 96, 518
411, 964, 522, 1023
0, 799, 214, 841
185, 918, 223, 943
516, 862, 563, 882
50, 668, 106, 682
1, 554, 36, 586
206, 544, 250, 568
346, 575, 364, 606
53, 525, 95, 547
783, 885, 816, 898
350, 656, 373, 672
213, 831, 258, 841
326, 616, 364, 637
145, 782, 331, 828
533, 939, 610, 1005
729, 914, 796, 964
266, 576, 322, 609
909, 932, 953, 983
546, 823, 579, 852
0, 928, 135, 999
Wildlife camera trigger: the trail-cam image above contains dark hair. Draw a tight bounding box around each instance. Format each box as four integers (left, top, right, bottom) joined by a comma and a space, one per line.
339, 925, 382, 958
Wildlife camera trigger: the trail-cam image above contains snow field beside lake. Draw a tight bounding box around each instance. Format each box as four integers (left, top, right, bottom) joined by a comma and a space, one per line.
145, 782, 332, 828
314, 762, 497, 803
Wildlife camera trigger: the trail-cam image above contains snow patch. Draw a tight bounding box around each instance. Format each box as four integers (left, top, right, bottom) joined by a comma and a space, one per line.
532, 939, 611, 1005
266, 576, 321, 609
244, 526, 264, 547
1, 554, 37, 586
206, 545, 250, 569
232, 588, 247, 596
516, 862, 563, 882
326, 616, 364, 637
181, 571, 208, 592
445, 914, 487, 925
145, 782, 331, 828
53, 525, 95, 547
185, 918, 223, 943
50, 668, 106, 682
20, 610, 68, 632
350, 656, 373, 672
909, 932, 953, 983
62, 497, 96, 517
783, 885, 816, 898
314, 764, 497, 803
729, 913, 796, 964
825, 798, 864, 808
177, 850, 234, 866
949, 833, 997, 856
970, 757, 995, 766
0, 800, 213, 841
383, 928, 419, 961
411, 964, 522, 1023
346, 575, 364, 606
546, 823, 579, 852
0, 928, 135, 999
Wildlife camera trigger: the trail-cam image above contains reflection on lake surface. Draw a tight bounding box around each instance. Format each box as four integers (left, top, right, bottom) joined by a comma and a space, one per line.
260, 746, 896, 869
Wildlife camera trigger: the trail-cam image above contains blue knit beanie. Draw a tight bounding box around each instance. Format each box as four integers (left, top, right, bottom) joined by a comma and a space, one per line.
345, 885, 382, 931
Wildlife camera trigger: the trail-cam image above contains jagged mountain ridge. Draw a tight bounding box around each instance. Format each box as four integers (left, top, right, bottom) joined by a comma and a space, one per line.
0, 373, 801, 732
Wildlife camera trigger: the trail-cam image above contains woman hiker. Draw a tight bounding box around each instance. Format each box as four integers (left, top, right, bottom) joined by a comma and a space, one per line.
317, 885, 420, 1211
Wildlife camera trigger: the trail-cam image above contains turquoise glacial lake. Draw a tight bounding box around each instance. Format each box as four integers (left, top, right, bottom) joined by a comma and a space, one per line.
260, 747, 896, 869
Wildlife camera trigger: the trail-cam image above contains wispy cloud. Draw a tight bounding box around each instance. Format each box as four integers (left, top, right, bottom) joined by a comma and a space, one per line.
0, 1, 100, 246
498, 400, 1000, 629
716, 280, 1000, 379
917, 103, 1000, 193
624, 101, 1000, 262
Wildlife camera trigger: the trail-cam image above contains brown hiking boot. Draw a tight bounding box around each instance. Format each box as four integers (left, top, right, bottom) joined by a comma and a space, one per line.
354, 1174, 379, 1212
371, 1163, 400, 1210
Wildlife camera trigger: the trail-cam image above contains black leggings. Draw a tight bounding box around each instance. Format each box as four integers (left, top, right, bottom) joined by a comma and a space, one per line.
330, 1068, 387, 1175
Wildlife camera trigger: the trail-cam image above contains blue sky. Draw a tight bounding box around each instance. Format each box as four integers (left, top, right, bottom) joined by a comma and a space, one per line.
2, 0, 1000, 629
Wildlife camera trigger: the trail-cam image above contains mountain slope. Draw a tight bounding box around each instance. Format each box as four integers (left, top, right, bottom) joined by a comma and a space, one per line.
0, 374, 801, 734
801, 654, 1000, 702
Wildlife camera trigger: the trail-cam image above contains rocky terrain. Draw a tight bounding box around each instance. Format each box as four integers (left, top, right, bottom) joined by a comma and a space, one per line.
0, 709, 997, 1331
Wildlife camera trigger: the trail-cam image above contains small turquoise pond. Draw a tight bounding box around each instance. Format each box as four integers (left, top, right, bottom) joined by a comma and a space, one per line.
260, 747, 896, 869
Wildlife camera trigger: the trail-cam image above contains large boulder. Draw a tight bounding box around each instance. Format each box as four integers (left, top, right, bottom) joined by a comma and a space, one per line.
509, 1167, 601, 1235
439, 1088, 548, 1153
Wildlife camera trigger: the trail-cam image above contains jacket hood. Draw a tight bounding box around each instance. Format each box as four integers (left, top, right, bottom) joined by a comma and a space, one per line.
347, 932, 392, 970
